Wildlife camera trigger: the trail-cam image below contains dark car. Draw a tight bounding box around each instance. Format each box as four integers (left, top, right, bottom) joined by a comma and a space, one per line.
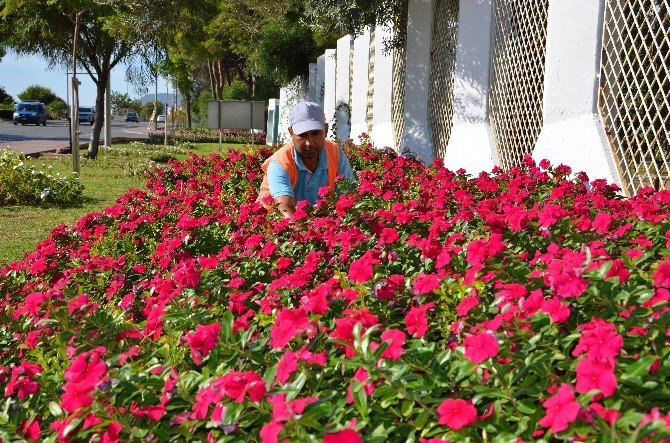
125, 112, 140, 122
13, 101, 47, 126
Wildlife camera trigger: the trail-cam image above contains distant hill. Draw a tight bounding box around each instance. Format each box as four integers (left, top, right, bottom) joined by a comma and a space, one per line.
139, 93, 183, 107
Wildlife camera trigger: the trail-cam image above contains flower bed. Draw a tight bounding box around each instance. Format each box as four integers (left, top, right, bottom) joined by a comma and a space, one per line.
147, 128, 266, 145
0, 142, 669, 442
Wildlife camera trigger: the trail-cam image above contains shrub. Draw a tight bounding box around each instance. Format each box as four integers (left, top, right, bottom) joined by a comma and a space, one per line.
0, 142, 669, 441
147, 127, 266, 145
0, 148, 84, 206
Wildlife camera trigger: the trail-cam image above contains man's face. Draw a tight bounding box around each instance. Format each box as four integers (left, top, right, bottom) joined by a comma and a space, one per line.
289, 124, 329, 161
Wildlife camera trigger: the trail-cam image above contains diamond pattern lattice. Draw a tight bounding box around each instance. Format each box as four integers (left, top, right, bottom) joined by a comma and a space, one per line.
366, 26, 376, 134
392, 9, 409, 153
428, 0, 460, 158
489, 0, 549, 170
600, 0, 670, 195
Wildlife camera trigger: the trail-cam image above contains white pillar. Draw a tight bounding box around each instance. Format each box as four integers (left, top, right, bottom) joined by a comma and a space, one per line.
323, 49, 337, 139
534, 0, 621, 187
316, 54, 326, 108
350, 28, 371, 143
307, 63, 317, 102
335, 36, 353, 141
371, 24, 395, 149
445, 0, 498, 174
401, 0, 433, 162
279, 76, 307, 143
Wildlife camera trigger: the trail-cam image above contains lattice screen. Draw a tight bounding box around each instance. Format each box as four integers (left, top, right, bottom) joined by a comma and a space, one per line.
392, 10, 409, 152
349, 37, 355, 115
489, 0, 549, 170
428, 0, 459, 159
600, 0, 669, 195
366, 26, 376, 134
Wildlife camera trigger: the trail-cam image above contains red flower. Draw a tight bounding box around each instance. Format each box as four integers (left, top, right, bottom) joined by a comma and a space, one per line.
653, 261, 670, 288
538, 383, 581, 433
575, 357, 617, 397
413, 272, 441, 295
573, 319, 622, 361
463, 332, 499, 364
218, 370, 266, 403
437, 398, 477, 430
172, 259, 201, 288
270, 308, 313, 349
380, 329, 406, 360
592, 212, 611, 234
260, 421, 283, 443
348, 252, 380, 283
323, 428, 363, 443
456, 295, 479, 317
5, 361, 43, 399
61, 380, 96, 412
404, 302, 435, 338
540, 298, 571, 323
100, 421, 122, 443
184, 322, 221, 365
276, 350, 298, 384
19, 416, 41, 440
346, 367, 375, 404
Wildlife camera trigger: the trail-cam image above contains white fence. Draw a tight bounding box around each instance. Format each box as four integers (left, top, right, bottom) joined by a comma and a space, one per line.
277, 0, 669, 194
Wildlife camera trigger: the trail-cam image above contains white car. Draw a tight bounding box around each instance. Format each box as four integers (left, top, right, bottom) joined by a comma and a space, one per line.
156, 114, 166, 123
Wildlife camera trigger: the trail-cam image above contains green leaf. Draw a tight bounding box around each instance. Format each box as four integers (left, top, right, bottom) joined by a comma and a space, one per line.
221, 311, 234, 342
414, 410, 430, 429
623, 356, 657, 378
48, 401, 64, 418
401, 400, 414, 417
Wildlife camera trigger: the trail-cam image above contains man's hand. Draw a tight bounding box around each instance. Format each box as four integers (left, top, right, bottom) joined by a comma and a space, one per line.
274, 196, 296, 219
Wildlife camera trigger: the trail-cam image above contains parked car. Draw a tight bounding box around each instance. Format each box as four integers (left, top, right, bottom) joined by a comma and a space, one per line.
156, 114, 166, 123
13, 101, 47, 126
125, 112, 140, 122
78, 106, 96, 125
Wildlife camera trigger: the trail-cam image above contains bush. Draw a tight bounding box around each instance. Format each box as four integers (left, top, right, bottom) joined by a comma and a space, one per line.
0, 142, 669, 441
147, 127, 266, 145
46, 100, 67, 120
0, 148, 84, 206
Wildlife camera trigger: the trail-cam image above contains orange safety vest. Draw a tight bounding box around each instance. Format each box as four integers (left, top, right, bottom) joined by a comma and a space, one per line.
258, 140, 341, 204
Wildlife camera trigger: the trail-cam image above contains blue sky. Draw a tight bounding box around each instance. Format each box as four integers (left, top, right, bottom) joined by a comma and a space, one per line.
0, 50, 169, 106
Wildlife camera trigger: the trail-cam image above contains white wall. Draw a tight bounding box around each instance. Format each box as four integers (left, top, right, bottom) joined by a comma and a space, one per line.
371, 24, 395, 149
323, 49, 337, 139
307, 63, 317, 102
534, 0, 622, 187
278, 76, 307, 143
350, 28, 371, 143
401, 0, 434, 163
335, 36, 352, 141
316, 55, 326, 108
445, 0, 498, 174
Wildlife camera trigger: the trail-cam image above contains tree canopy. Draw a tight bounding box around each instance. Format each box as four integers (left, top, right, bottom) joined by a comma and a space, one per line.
17, 84, 62, 105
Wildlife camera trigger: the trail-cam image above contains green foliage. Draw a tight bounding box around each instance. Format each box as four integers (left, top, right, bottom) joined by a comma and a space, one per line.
46, 99, 68, 119
0, 149, 84, 206
221, 80, 251, 100
0, 85, 13, 105
140, 101, 164, 120
17, 84, 61, 105
194, 91, 213, 124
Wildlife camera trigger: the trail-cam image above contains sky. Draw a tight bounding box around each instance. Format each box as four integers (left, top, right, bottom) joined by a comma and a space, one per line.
0, 50, 170, 106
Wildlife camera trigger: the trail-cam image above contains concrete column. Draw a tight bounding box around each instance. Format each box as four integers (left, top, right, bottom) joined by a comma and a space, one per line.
350, 28, 371, 143
266, 98, 280, 145
371, 24, 395, 149
278, 76, 307, 143
316, 54, 326, 108
335, 35, 353, 141
534, 0, 622, 187
445, 0, 498, 174
323, 49, 337, 139
401, 0, 433, 162
307, 63, 317, 102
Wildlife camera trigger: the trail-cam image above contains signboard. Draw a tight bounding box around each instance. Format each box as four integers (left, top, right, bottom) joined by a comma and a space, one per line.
208, 100, 266, 130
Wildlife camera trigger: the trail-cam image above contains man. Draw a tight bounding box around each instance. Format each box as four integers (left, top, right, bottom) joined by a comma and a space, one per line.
259, 101, 355, 218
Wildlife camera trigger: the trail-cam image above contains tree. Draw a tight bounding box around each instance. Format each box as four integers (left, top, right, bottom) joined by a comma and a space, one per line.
0, 46, 5, 62
17, 84, 61, 105
0, 0, 136, 158
0, 85, 12, 104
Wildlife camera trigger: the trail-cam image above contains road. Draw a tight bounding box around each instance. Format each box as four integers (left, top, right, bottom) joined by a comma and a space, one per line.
0, 120, 157, 155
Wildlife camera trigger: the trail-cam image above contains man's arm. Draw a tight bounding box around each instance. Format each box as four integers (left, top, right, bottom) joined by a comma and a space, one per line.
274, 195, 296, 219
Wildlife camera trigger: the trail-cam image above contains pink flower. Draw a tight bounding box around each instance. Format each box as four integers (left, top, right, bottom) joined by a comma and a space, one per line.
348, 252, 380, 283
19, 417, 41, 440
61, 380, 96, 412
573, 319, 622, 361
100, 421, 123, 443
276, 350, 298, 384
653, 261, 670, 288
538, 383, 580, 433
380, 329, 406, 360
172, 260, 201, 288
541, 298, 571, 323
260, 421, 283, 443
184, 322, 221, 365
270, 308, 313, 349
323, 428, 363, 443
404, 302, 435, 338
218, 370, 266, 403
463, 332, 499, 364
592, 212, 611, 234
437, 398, 477, 430
575, 357, 617, 397
413, 272, 441, 295
456, 295, 479, 317
346, 367, 375, 404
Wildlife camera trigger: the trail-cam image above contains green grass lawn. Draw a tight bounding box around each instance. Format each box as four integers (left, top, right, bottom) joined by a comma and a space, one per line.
0, 141, 247, 266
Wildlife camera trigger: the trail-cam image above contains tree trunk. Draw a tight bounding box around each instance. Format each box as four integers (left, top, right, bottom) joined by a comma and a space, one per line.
88, 70, 108, 159
216, 60, 224, 99
186, 92, 192, 129
207, 60, 216, 98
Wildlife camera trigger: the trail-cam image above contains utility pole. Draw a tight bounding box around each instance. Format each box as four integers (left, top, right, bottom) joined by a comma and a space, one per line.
70, 10, 84, 174
164, 77, 168, 147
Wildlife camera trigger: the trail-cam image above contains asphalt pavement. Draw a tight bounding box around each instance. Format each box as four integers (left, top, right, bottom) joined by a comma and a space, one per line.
0, 120, 155, 155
